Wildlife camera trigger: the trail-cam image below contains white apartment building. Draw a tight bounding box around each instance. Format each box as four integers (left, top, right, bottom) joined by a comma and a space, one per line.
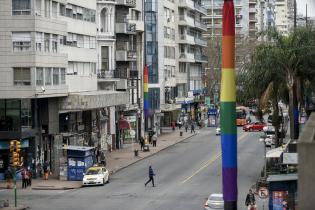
256, 0, 276, 33
0, 0, 138, 179
274, 0, 294, 35
145, 0, 207, 128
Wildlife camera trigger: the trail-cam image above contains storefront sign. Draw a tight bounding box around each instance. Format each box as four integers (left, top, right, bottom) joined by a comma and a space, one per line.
283, 153, 298, 164
272, 191, 288, 210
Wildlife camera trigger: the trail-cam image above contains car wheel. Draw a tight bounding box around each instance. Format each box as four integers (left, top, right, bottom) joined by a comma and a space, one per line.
106, 175, 110, 183
102, 178, 105, 186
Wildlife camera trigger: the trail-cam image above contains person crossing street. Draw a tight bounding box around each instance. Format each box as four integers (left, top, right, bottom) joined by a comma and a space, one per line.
144, 166, 155, 187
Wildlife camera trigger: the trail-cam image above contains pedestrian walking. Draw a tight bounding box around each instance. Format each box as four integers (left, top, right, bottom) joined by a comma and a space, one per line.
171, 121, 176, 131
21, 167, 28, 189
185, 122, 188, 132
191, 122, 195, 133
27, 167, 32, 187
4, 167, 13, 189
152, 134, 157, 147
245, 189, 256, 210
140, 136, 145, 151
144, 166, 155, 187
43, 161, 49, 180
100, 151, 106, 167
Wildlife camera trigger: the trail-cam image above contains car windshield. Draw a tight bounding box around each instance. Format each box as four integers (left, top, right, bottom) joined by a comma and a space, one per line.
209, 195, 223, 201
86, 169, 101, 175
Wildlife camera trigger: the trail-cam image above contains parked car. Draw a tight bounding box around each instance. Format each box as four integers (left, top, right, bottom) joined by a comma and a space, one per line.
243, 122, 266, 132
82, 166, 109, 186
216, 127, 221, 136
204, 193, 224, 209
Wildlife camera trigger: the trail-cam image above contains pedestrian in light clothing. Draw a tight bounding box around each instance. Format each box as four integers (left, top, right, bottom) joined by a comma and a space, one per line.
144, 166, 155, 187
152, 134, 157, 147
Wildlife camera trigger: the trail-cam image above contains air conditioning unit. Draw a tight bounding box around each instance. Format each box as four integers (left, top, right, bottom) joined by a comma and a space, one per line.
116, 79, 128, 90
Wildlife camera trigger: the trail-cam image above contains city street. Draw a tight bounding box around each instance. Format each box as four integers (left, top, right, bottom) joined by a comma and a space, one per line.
1, 127, 266, 210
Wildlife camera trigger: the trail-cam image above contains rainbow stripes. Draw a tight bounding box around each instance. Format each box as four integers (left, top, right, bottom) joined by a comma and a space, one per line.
221, 0, 237, 208
144, 64, 149, 118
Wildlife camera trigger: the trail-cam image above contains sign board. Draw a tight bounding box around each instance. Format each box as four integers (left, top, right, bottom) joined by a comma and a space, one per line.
283, 153, 298, 164
207, 109, 217, 116
205, 96, 211, 107
130, 130, 136, 138
258, 187, 269, 199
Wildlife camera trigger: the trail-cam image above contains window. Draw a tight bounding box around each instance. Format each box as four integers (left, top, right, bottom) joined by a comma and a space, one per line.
36, 32, 42, 51
101, 46, 109, 70
52, 34, 58, 52
35, 0, 41, 15
60, 68, 66, 84
52, 1, 58, 18
44, 0, 50, 17
53, 68, 59, 85
12, 32, 31, 52
36, 67, 44, 86
13, 67, 31, 85
12, 0, 31, 15
45, 67, 52, 85
164, 46, 175, 59
44, 33, 50, 52
179, 63, 186, 73
60, 4, 66, 16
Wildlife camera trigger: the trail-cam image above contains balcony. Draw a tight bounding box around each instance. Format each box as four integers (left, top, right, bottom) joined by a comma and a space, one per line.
128, 19, 144, 32
249, 7, 256, 13
179, 34, 195, 45
97, 0, 116, 4
194, 20, 207, 31
116, 20, 136, 34
116, 0, 136, 7
178, 15, 195, 28
195, 37, 207, 47
194, 3, 207, 15
179, 52, 195, 62
194, 53, 208, 63
178, 0, 195, 10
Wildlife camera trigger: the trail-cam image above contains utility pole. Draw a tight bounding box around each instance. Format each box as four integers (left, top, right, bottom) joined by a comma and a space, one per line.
294, 0, 297, 29
306, 4, 308, 25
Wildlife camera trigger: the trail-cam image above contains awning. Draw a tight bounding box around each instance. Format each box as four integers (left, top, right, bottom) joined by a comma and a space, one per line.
266, 146, 284, 158
62, 145, 95, 151
119, 118, 131, 130
267, 173, 298, 182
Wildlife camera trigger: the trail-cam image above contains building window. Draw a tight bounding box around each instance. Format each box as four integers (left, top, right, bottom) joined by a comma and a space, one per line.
52, 34, 58, 52
45, 67, 52, 85
35, 0, 41, 16
12, 32, 31, 52
60, 68, 66, 84
179, 62, 186, 73
101, 46, 109, 70
12, 0, 31, 15
52, 1, 58, 18
13, 67, 31, 86
36, 67, 44, 86
36, 32, 42, 51
53, 68, 59, 85
44, 33, 50, 52
60, 4, 66, 16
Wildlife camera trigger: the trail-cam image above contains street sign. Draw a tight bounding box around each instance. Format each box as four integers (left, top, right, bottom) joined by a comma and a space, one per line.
258, 187, 269, 199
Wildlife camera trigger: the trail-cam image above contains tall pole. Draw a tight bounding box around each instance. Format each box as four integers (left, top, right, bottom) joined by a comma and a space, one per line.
294, 0, 297, 29
143, 0, 148, 133
221, 0, 237, 210
306, 4, 308, 25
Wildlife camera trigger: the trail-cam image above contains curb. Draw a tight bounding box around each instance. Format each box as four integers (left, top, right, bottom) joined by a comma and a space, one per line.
0, 206, 29, 210
31, 187, 77, 190
109, 133, 197, 175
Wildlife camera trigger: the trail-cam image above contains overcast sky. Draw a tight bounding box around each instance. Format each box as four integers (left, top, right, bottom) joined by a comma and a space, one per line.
297, 0, 315, 17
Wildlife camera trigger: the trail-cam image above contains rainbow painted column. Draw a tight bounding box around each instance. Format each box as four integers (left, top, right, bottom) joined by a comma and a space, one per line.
221, 0, 237, 209
144, 64, 149, 122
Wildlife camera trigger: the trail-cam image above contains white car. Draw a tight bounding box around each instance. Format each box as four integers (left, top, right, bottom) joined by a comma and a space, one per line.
216, 127, 221, 136
204, 193, 224, 209
82, 166, 109, 186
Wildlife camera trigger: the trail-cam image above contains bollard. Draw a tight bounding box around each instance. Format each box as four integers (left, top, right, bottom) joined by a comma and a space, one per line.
180, 131, 183, 136
134, 150, 139, 157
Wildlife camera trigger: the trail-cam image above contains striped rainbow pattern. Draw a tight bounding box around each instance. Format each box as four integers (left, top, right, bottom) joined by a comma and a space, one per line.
144, 64, 149, 118
221, 0, 237, 209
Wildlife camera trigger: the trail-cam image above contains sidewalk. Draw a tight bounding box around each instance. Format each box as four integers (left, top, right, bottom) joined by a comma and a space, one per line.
0, 129, 196, 191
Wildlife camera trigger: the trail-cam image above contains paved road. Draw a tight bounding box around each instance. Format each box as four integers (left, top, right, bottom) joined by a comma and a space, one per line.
1, 127, 266, 210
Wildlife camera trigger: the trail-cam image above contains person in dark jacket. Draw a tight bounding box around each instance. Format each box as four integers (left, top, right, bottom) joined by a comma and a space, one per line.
144, 166, 155, 187
245, 189, 256, 210
139, 136, 145, 151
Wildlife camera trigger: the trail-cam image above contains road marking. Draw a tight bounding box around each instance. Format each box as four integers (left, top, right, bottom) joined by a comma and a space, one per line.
180, 132, 249, 184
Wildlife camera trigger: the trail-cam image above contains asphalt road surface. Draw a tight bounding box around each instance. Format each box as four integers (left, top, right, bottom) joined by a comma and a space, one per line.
1, 127, 266, 210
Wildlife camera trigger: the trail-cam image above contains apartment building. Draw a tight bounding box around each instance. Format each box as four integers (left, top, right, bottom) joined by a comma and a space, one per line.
0, 0, 143, 179
256, 0, 276, 33
144, 0, 207, 129
274, 0, 294, 35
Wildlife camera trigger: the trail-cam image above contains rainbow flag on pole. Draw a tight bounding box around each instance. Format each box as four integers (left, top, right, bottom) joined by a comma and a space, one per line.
221, 0, 237, 209
144, 64, 149, 118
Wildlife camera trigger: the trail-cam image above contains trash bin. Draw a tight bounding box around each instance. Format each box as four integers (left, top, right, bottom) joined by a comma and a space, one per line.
134, 150, 139, 156
180, 131, 183, 136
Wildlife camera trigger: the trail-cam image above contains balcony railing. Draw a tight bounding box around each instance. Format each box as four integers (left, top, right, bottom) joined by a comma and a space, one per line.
194, 2, 207, 14
195, 37, 207, 46
116, 0, 136, 7
195, 20, 207, 30
194, 54, 208, 62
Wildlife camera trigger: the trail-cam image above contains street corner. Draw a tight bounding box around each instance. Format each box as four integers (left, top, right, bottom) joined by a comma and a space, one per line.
31, 180, 82, 190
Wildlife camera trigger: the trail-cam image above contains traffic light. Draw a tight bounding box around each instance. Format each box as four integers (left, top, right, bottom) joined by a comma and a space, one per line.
13, 152, 19, 166
15, 141, 21, 153
10, 140, 16, 152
